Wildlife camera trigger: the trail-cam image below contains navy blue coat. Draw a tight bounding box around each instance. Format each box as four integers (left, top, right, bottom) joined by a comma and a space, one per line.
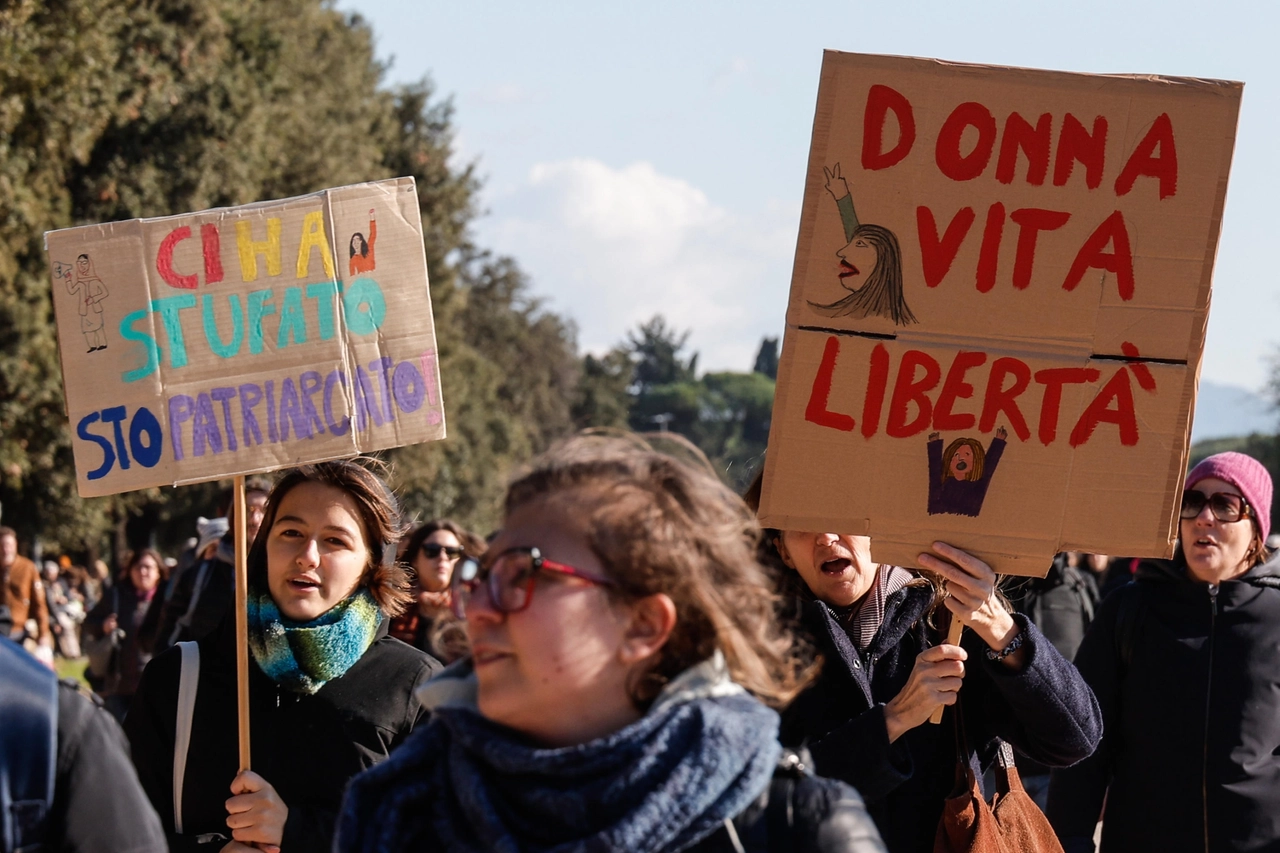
1046, 552, 1280, 853
780, 583, 1102, 853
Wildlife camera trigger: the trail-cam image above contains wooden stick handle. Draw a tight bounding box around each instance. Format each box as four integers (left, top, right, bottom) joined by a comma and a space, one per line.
234, 475, 252, 771
928, 617, 965, 725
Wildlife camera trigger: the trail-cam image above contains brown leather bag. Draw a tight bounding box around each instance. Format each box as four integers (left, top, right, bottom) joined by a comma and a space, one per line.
934, 700, 1064, 853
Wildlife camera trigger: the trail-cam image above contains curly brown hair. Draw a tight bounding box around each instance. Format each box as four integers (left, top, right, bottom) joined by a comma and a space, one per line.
248, 459, 414, 617
504, 432, 818, 709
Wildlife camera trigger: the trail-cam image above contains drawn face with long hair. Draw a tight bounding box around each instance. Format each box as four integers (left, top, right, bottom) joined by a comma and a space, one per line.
837, 235, 880, 293
851, 225, 900, 298
350, 233, 368, 257
942, 438, 985, 482
76, 254, 91, 276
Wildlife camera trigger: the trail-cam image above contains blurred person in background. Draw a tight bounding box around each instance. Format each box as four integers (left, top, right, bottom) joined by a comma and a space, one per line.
1048, 452, 1280, 852
388, 519, 482, 663
83, 548, 166, 721
81, 559, 111, 612
150, 477, 271, 654
0, 525, 53, 667
41, 560, 83, 659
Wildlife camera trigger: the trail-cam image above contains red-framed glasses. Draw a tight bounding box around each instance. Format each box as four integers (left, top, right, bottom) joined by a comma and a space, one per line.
450, 546, 615, 618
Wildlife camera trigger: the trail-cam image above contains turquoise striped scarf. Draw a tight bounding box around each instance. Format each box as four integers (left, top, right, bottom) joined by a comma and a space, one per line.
247, 585, 382, 694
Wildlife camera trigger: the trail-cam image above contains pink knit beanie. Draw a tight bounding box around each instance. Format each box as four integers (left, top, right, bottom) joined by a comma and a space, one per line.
1185, 452, 1273, 541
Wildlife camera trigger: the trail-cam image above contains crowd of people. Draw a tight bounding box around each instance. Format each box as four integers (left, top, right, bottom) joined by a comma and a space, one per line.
2, 438, 1279, 852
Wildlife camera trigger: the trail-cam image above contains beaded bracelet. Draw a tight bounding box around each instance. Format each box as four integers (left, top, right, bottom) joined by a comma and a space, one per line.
985, 631, 1024, 662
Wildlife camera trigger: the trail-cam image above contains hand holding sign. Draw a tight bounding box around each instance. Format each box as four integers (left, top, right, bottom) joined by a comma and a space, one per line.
225, 770, 287, 851
885, 643, 967, 742
918, 542, 1021, 662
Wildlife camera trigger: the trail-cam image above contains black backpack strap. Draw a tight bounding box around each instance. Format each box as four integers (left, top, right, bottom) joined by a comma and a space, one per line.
0, 637, 58, 853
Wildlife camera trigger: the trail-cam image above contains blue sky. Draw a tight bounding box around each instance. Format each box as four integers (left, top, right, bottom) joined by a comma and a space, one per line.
345, 0, 1280, 393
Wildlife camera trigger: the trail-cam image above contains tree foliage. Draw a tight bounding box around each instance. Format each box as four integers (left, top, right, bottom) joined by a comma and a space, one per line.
0, 0, 577, 557
595, 315, 776, 492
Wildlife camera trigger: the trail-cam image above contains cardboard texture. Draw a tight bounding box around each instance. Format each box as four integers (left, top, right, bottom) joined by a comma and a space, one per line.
759, 52, 1242, 576
47, 178, 446, 498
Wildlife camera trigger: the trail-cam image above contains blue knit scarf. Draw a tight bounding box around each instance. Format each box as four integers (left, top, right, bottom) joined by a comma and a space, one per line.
336, 654, 782, 853
246, 585, 382, 695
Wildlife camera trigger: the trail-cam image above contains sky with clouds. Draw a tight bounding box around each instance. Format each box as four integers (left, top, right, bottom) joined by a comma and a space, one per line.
344, 0, 1280, 393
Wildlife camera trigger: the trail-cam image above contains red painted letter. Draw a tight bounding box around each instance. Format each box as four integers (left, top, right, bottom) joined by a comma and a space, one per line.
933, 351, 988, 431
201, 223, 224, 284
1053, 114, 1108, 189
1010, 208, 1071, 290
1034, 367, 1101, 445
157, 226, 198, 289
996, 111, 1051, 186
861, 343, 890, 438
805, 336, 855, 432
1063, 211, 1135, 300
935, 102, 997, 182
1115, 113, 1177, 199
976, 203, 1005, 293
886, 350, 941, 438
1070, 368, 1139, 447
917, 206, 975, 288
862, 85, 916, 171
980, 357, 1032, 441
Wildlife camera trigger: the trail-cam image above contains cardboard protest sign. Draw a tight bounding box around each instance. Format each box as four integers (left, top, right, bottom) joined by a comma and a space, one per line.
47, 178, 445, 498
758, 52, 1242, 576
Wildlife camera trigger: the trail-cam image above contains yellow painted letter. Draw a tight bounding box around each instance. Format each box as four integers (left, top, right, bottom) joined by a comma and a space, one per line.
295, 210, 336, 279
235, 218, 282, 282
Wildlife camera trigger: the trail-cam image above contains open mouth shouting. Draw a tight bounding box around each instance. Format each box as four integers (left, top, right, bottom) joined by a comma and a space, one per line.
286, 574, 322, 593
838, 259, 861, 279
814, 542, 856, 577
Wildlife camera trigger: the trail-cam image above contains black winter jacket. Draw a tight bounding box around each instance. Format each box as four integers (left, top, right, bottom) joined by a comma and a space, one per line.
686, 754, 887, 853
1046, 552, 1280, 853
125, 615, 439, 852
780, 583, 1102, 853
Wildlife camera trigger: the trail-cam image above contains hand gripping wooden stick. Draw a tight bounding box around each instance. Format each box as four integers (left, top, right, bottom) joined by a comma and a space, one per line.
234, 475, 252, 771
928, 616, 964, 724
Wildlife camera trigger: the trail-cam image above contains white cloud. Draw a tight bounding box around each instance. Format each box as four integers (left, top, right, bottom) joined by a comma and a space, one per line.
482, 158, 798, 372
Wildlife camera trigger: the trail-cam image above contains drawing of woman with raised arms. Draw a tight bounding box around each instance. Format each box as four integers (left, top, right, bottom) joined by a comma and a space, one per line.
926, 428, 1008, 517
807, 163, 917, 326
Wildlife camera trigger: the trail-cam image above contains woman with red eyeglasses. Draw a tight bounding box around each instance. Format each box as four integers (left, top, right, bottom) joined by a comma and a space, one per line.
1048, 452, 1280, 853
336, 434, 886, 853
388, 519, 483, 663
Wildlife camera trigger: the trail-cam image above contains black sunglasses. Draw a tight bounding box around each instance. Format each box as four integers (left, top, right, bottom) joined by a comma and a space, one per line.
421, 543, 465, 560
1180, 490, 1252, 524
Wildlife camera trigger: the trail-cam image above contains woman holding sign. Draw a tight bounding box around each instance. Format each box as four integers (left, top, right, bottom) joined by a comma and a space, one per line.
1047, 452, 1280, 853
126, 460, 440, 853
337, 434, 886, 853
744, 474, 1101, 853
